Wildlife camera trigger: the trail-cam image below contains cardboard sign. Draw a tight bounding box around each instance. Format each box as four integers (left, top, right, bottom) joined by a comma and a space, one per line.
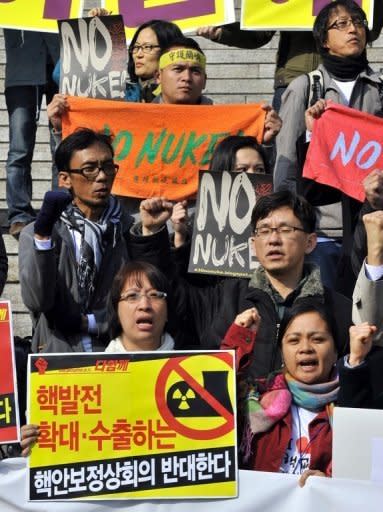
62, 97, 266, 200
189, 171, 272, 278
241, 0, 374, 30
0, 301, 19, 445
303, 103, 383, 202
104, 0, 235, 41
27, 351, 237, 500
59, 15, 127, 100
0, 0, 84, 32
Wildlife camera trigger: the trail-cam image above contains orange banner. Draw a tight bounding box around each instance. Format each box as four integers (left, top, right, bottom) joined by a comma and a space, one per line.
62, 97, 266, 200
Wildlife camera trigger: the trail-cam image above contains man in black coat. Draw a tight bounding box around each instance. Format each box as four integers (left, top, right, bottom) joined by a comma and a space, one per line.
139, 191, 352, 377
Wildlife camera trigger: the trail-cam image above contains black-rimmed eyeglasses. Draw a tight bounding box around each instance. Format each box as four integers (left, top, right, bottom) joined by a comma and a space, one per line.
68, 162, 119, 181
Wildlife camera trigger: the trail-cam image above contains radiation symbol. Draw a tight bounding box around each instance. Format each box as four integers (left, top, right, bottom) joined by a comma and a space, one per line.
166, 371, 232, 417
171, 383, 196, 410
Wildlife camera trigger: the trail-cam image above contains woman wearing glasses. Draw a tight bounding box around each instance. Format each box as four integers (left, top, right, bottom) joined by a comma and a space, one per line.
106, 261, 176, 353
126, 20, 183, 103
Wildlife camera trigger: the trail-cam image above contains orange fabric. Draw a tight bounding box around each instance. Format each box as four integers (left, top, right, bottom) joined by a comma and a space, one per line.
62, 96, 266, 200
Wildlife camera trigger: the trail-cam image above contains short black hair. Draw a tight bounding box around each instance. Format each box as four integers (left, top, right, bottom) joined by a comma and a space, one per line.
128, 19, 183, 81
55, 128, 114, 171
313, 0, 368, 51
108, 261, 174, 340
251, 190, 317, 233
161, 36, 205, 56
277, 298, 339, 354
208, 135, 269, 174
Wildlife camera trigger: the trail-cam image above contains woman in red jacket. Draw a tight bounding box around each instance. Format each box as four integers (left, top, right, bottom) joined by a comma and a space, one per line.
222, 298, 340, 486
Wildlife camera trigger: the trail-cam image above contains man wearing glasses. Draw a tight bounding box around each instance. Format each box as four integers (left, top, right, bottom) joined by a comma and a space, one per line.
138, 190, 352, 377
274, 0, 383, 294
18, 128, 169, 353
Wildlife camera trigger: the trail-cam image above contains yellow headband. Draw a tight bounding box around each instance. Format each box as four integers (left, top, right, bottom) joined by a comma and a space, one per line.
159, 48, 206, 70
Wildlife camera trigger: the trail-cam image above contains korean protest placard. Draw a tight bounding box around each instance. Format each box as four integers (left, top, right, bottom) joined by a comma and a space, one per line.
0, 301, 19, 445
241, 0, 374, 30
0, 0, 84, 32
303, 103, 383, 202
27, 351, 237, 500
104, 0, 235, 41
59, 15, 127, 100
189, 171, 272, 278
62, 97, 266, 201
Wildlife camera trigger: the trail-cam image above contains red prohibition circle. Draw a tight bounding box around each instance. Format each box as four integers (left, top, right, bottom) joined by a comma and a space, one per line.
155, 353, 234, 441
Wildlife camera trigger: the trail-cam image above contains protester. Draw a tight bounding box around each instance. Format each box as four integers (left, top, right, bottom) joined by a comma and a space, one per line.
223, 299, 339, 486
153, 37, 281, 144
18, 128, 170, 353
274, 0, 383, 292
126, 20, 183, 102
106, 260, 176, 352
197, 2, 382, 111
152, 36, 211, 105
53, 13, 183, 104
172, 134, 270, 249
4, 29, 59, 236
208, 135, 269, 175
140, 191, 352, 377
19, 260, 177, 456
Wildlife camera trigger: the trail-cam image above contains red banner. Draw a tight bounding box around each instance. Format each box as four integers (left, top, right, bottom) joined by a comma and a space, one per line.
303, 103, 383, 202
0, 301, 19, 444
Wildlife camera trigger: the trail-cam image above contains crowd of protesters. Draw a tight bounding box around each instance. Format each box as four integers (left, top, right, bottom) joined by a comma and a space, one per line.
2, 0, 383, 491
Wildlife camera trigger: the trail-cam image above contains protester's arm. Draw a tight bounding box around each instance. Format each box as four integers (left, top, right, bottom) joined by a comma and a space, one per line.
0, 232, 8, 296
337, 325, 376, 408
221, 308, 260, 372
171, 201, 189, 248
19, 192, 72, 313
352, 210, 383, 329
47, 93, 69, 135
262, 104, 282, 143
197, 23, 275, 49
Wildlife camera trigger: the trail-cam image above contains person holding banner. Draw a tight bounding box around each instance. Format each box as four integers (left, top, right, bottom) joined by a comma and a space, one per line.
140, 191, 351, 378
152, 37, 212, 105
222, 299, 340, 485
127, 19, 183, 103
275, 0, 383, 293
18, 129, 171, 354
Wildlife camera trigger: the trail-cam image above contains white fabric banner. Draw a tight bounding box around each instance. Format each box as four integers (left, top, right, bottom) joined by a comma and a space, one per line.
0, 458, 382, 511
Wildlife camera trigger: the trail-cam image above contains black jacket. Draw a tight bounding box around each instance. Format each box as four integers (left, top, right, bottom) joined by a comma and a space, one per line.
174, 255, 352, 378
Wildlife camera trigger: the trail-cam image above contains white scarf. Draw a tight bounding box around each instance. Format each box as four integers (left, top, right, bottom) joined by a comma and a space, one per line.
105, 332, 175, 353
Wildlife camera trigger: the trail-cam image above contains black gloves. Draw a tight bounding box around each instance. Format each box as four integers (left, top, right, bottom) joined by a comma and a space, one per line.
34, 191, 72, 237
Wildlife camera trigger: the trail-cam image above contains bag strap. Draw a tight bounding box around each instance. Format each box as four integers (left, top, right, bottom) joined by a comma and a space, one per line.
306, 69, 324, 108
